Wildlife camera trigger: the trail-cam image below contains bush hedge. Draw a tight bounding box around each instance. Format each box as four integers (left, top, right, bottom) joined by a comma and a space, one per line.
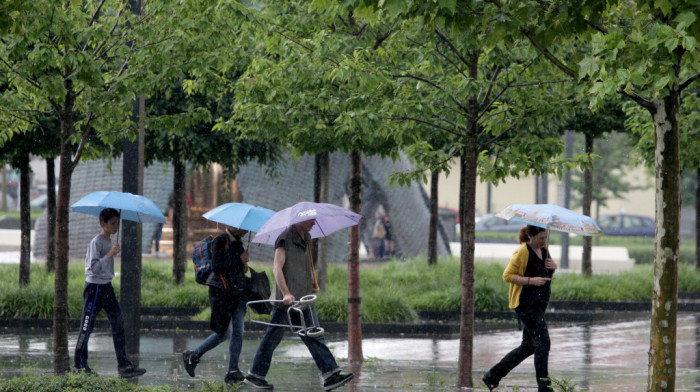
0, 372, 239, 392
1, 255, 699, 323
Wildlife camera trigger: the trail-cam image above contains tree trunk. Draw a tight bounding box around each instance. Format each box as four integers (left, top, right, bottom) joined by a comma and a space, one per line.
457, 138, 478, 388
647, 94, 681, 392
46, 158, 57, 273
695, 167, 699, 270
582, 134, 593, 277
54, 94, 77, 374
18, 154, 31, 287
172, 157, 188, 284
347, 150, 363, 364
313, 152, 330, 291
121, 111, 143, 358
1, 167, 6, 211
428, 169, 439, 265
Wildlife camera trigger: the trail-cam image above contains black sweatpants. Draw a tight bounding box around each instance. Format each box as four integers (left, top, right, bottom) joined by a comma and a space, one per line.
74, 282, 131, 369
486, 303, 551, 391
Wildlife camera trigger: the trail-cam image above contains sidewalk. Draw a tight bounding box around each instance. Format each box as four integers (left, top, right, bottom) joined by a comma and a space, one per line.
1, 315, 698, 391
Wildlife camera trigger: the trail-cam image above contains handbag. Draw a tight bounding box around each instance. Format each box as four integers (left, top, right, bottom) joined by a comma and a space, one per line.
247, 267, 272, 314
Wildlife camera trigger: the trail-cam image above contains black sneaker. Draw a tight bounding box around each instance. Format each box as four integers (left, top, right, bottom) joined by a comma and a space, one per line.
244, 374, 273, 390
225, 370, 245, 385
118, 364, 146, 378
182, 350, 199, 377
72, 366, 95, 375
324, 372, 354, 391
482, 374, 498, 391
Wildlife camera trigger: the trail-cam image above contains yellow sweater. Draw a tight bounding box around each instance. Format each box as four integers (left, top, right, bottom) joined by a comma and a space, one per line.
502, 243, 549, 309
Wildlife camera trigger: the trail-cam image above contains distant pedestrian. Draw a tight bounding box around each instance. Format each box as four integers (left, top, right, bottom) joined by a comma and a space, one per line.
149, 193, 172, 258
182, 226, 250, 385
482, 225, 557, 392
371, 217, 386, 259
244, 219, 354, 391
381, 214, 394, 257
73, 208, 146, 378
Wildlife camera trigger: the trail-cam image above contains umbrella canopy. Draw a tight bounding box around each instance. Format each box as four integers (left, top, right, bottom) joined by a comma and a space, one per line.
496, 203, 603, 236
252, 201, 363, 245
71, 191, 166, 223
202, 203, 275, 232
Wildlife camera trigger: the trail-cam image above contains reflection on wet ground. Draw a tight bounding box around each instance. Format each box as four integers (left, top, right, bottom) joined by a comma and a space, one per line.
1, 315, 699, 391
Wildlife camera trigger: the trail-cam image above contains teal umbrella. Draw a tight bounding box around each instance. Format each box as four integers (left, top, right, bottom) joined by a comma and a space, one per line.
71, 191, 166, 223
202, 203, 275, 232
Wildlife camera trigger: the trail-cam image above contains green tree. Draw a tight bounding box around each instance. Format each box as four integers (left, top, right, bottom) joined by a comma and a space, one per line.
0, 119, 62, 286
314, 2, 582, 386
224, 2, 398, 364
145, 78, 280, 284
567, 100, 630, 276
0, 0, 196, 373
570, 132, 648, 218
485, 2, 700, 390
363, 1, 700, 388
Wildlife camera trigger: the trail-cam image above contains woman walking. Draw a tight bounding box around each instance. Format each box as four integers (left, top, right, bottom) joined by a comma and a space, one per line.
483, 225, 557, 392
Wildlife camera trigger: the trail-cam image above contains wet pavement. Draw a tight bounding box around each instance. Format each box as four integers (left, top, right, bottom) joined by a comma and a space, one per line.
1, 315, 699, 391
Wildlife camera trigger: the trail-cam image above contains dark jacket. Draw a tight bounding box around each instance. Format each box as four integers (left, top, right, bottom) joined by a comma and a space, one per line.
204, 229, 247, 298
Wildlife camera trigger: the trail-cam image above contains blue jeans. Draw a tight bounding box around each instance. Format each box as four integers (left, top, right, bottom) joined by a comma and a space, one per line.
192, 300, 246, 372
152, 223, 163, 252
248, 306, 339, 380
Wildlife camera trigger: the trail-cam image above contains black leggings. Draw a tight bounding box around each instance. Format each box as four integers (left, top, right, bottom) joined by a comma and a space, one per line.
486, 304, 551, 391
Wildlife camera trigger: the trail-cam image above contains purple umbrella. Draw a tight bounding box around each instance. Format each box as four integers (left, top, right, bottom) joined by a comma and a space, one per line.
251, 201, 363, 245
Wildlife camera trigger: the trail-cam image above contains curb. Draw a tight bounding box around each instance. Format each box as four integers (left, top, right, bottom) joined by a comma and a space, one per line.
3, 299, 696, 336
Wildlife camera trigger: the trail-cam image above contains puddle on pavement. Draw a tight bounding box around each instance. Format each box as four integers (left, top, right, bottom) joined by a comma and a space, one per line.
1, 315, 699, 391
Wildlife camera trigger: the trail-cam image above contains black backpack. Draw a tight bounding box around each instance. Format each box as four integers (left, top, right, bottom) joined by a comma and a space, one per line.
247, 267, 272, 314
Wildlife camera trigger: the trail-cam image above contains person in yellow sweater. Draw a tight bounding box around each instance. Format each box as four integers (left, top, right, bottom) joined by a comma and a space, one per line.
482, 225, 558, 392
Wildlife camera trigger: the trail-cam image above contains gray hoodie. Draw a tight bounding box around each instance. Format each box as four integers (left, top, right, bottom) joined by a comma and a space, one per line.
85, 234, 116, 284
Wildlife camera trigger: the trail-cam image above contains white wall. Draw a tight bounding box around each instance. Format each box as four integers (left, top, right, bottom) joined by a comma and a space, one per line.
426, 161, 655, 219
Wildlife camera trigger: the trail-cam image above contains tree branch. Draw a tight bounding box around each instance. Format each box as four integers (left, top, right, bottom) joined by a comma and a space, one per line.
519, 26, 578, 78
373, 29, 392, 50
389, 116, 464, 138
0, 57, 42, 90
274, 30, 341, 67
88, 0, 108, 26
91, 0, 126, 57
680, 72, 700, 92
584, 19, 608, 34
71, 114, 94, 166
435, 27, 470, 70
617, 88, 655, 112
478, 67, 501, 108
480, 122, 518, 149
392, 73, 468, 112
433, 43, 470, 81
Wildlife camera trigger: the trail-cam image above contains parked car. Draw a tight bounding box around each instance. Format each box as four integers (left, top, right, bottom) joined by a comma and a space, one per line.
30, 194, 48, 209
474, 213, 524, 233
597, 213, 655, 236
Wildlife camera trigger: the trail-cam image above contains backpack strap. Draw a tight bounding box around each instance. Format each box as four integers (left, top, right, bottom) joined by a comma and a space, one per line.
217, 234, 232, 289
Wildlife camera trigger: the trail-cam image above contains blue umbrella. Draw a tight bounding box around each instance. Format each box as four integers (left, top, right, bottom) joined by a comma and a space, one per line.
252, 201, 363, 245
71, 191, 166, 223
202, 203, 275, 232
496, 203, 603, 236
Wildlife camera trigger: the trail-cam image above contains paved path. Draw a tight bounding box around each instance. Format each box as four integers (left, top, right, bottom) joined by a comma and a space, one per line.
1, 315, 698, 391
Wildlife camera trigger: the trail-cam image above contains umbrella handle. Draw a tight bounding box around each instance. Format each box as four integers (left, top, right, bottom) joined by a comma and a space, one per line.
307, 242, 319, 292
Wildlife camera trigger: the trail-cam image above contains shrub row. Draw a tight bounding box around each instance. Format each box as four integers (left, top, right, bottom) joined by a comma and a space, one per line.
0, 372, 238, 392
1, 256, 699, 323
